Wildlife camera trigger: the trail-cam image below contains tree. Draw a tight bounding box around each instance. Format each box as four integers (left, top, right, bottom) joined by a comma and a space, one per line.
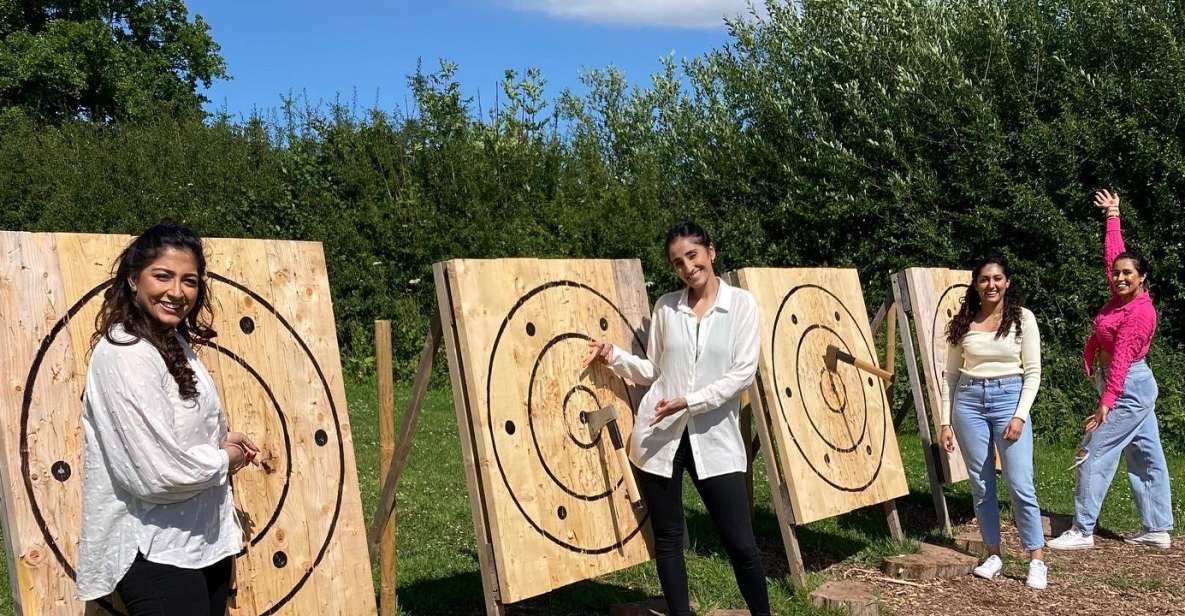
0, 0, 227, 122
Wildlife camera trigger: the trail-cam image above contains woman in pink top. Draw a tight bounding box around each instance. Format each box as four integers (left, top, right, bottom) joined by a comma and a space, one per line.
1049, 190, 1174, 551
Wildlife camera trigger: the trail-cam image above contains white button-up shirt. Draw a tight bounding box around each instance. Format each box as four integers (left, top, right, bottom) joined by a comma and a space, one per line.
608, 278, 761, 479
77, 325, 242, 601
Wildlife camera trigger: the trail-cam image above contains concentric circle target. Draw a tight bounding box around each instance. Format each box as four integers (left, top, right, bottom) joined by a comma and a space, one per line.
770, 284, 890, 491
19, 274, 346, 615
486, 280, 649, 554
930, 283, 968, 382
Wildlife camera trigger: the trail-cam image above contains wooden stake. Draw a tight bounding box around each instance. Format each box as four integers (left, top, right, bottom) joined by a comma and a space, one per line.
375, 321, 398, 616
368, 313, 442, 553
747, 381, 807, 588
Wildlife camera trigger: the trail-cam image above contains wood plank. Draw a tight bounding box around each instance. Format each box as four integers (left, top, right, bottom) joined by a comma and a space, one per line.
733, 268, 909, 525
0, 232, 376, 616
901, 268, 973, 484
433, 259, 655, 605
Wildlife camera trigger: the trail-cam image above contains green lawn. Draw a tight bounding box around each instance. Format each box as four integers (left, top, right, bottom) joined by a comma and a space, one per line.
3, 377, 1183, 614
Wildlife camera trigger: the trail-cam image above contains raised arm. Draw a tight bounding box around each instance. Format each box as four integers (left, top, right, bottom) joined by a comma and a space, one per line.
1093, 189, 1125, 291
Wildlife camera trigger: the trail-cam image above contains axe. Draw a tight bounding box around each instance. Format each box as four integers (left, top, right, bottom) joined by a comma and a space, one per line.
585, 405, 643, 506
824, 344, 893, 382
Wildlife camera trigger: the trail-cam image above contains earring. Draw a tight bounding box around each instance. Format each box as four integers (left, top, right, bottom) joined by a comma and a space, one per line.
129, 283, 137, 292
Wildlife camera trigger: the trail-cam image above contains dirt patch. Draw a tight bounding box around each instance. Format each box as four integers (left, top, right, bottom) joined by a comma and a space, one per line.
827, 524, 1185, 615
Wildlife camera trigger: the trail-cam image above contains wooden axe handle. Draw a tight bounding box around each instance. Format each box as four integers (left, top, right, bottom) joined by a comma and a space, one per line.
616, 448, 642, 505
835, 347, 893, 382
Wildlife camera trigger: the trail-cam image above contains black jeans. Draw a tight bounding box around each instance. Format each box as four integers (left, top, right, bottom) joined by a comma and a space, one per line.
116, 552, 233, 616
635, 431, 770, 616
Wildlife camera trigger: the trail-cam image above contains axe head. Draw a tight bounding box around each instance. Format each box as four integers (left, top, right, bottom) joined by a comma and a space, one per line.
824, 344, 855, 372
584, 405, 620, 435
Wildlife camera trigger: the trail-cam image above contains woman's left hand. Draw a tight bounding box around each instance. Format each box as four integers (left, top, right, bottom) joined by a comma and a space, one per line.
651, 397, 688, 426
1003, 417, 1025, 441
1084, 403, 1111, 434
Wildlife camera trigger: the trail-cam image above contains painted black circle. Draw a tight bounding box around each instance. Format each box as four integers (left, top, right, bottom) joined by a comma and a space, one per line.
314, 429, 328, 446
51, 461, 70, 482
273, 551, 288, 568
791, 314, 798, 324
19, 274, 347, 616
931, 284, 970, 393
770, 284, 890, 492
866, 445, 873, 455
526, 322, 536, 336
561, 383, 603, 450
529, 334, 617, 493
240, 316, 256, 335
824, 453, 831, 464
557, 506, 568, 520
818, 368, 848, 414
867, 376, 874, 387
784, 386, 793, 398
485, 279, 651, 554
599, 317, 609, 331
796, 326, 868, 452
834, 311, 841, 322
505, 420, 516, 435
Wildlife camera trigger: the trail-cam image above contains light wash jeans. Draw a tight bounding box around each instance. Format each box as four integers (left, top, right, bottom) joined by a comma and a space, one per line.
952, 374, 1045, 551
1074, 359, 1174, 535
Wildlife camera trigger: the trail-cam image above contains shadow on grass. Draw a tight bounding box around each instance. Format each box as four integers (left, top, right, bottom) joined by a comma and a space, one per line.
395, 550, 651, 615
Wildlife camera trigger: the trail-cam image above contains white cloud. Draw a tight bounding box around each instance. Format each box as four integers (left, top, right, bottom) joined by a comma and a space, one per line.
509, 0, 768, 29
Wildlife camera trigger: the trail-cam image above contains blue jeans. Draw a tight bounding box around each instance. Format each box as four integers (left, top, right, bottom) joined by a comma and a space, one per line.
952, 374, 1045, 551
1075, 359, 1174, 535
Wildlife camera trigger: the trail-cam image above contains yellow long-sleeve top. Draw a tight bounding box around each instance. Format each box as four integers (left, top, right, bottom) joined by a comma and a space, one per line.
938, 307, 1041, 426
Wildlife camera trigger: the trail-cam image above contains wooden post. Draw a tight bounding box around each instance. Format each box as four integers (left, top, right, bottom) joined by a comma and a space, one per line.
747, 382, 807, 589
891, 274, 953, 536
375, 321, 398, 616
368, 313, 443, 554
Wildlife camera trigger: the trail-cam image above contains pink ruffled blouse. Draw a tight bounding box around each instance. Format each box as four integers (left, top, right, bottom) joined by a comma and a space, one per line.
1082, 215, 1157, 408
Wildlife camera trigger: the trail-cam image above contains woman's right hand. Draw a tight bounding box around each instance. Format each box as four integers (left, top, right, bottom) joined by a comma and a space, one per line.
222, 431, 259, 473
939, 425, 956, 453
583, 340, 614, 367
1093, 189, 1120, 218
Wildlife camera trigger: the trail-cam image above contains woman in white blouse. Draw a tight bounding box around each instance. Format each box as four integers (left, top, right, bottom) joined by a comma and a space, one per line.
939, 256, 1046, 589
585, 222, 769, 616
77, 222, 258, 615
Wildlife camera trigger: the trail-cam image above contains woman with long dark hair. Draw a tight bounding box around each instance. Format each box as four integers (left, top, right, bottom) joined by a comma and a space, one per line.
584, 222, 770, 616
1048, 190, 1174, 551
939, 256, 1046, 588
76, 222, 258, 615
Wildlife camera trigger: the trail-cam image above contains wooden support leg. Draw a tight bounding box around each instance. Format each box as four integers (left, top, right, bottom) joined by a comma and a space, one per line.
883, 500, 905, 543
892, 281, 953, 536
368, 313, 443, 552
375, 321, 398, 615
747, 384, 808, 589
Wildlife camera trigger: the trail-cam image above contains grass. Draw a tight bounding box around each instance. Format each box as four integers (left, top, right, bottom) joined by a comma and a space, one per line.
3, 376, 1184, 614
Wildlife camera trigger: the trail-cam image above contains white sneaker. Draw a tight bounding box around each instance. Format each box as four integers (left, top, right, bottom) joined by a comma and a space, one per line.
1048, 528, 1095, 550
1026, 559, 1048, 590
1124, 531, 1171, 549
973, 554, 1002, 579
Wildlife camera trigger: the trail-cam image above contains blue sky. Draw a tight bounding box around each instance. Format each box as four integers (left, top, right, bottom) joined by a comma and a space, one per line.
186, 0, 765, 121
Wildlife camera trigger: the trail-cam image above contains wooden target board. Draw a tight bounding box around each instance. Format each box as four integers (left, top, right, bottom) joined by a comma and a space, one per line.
433, 259, 654, 606
901, 268, 973, 484
0, 232, 375, 616
734, 268, 909, 525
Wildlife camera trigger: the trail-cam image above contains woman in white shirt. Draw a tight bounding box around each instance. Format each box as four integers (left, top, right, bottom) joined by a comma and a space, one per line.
585, 222, 770, 616
939, 256, 1046, 589
77, 222, 258, 615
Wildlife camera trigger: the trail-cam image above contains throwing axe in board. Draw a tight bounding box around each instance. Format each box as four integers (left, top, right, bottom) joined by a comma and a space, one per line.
584, 405, 643, 506
824, 344, 893, 382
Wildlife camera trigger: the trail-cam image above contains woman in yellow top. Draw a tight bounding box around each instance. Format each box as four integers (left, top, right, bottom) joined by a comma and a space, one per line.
939, 256, 1046, 589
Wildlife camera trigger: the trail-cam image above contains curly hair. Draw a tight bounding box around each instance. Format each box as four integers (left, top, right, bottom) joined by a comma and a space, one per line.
946, 255, 1024, 345
91, 221, 217, 400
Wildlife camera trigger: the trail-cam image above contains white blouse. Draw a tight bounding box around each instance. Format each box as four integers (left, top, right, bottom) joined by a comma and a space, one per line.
608, 278, 761, 479
77, 325, 242, 601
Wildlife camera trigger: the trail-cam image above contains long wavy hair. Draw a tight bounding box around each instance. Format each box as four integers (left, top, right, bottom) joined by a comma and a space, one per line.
91, 222, 217, 400
946, 255, 1024, 345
